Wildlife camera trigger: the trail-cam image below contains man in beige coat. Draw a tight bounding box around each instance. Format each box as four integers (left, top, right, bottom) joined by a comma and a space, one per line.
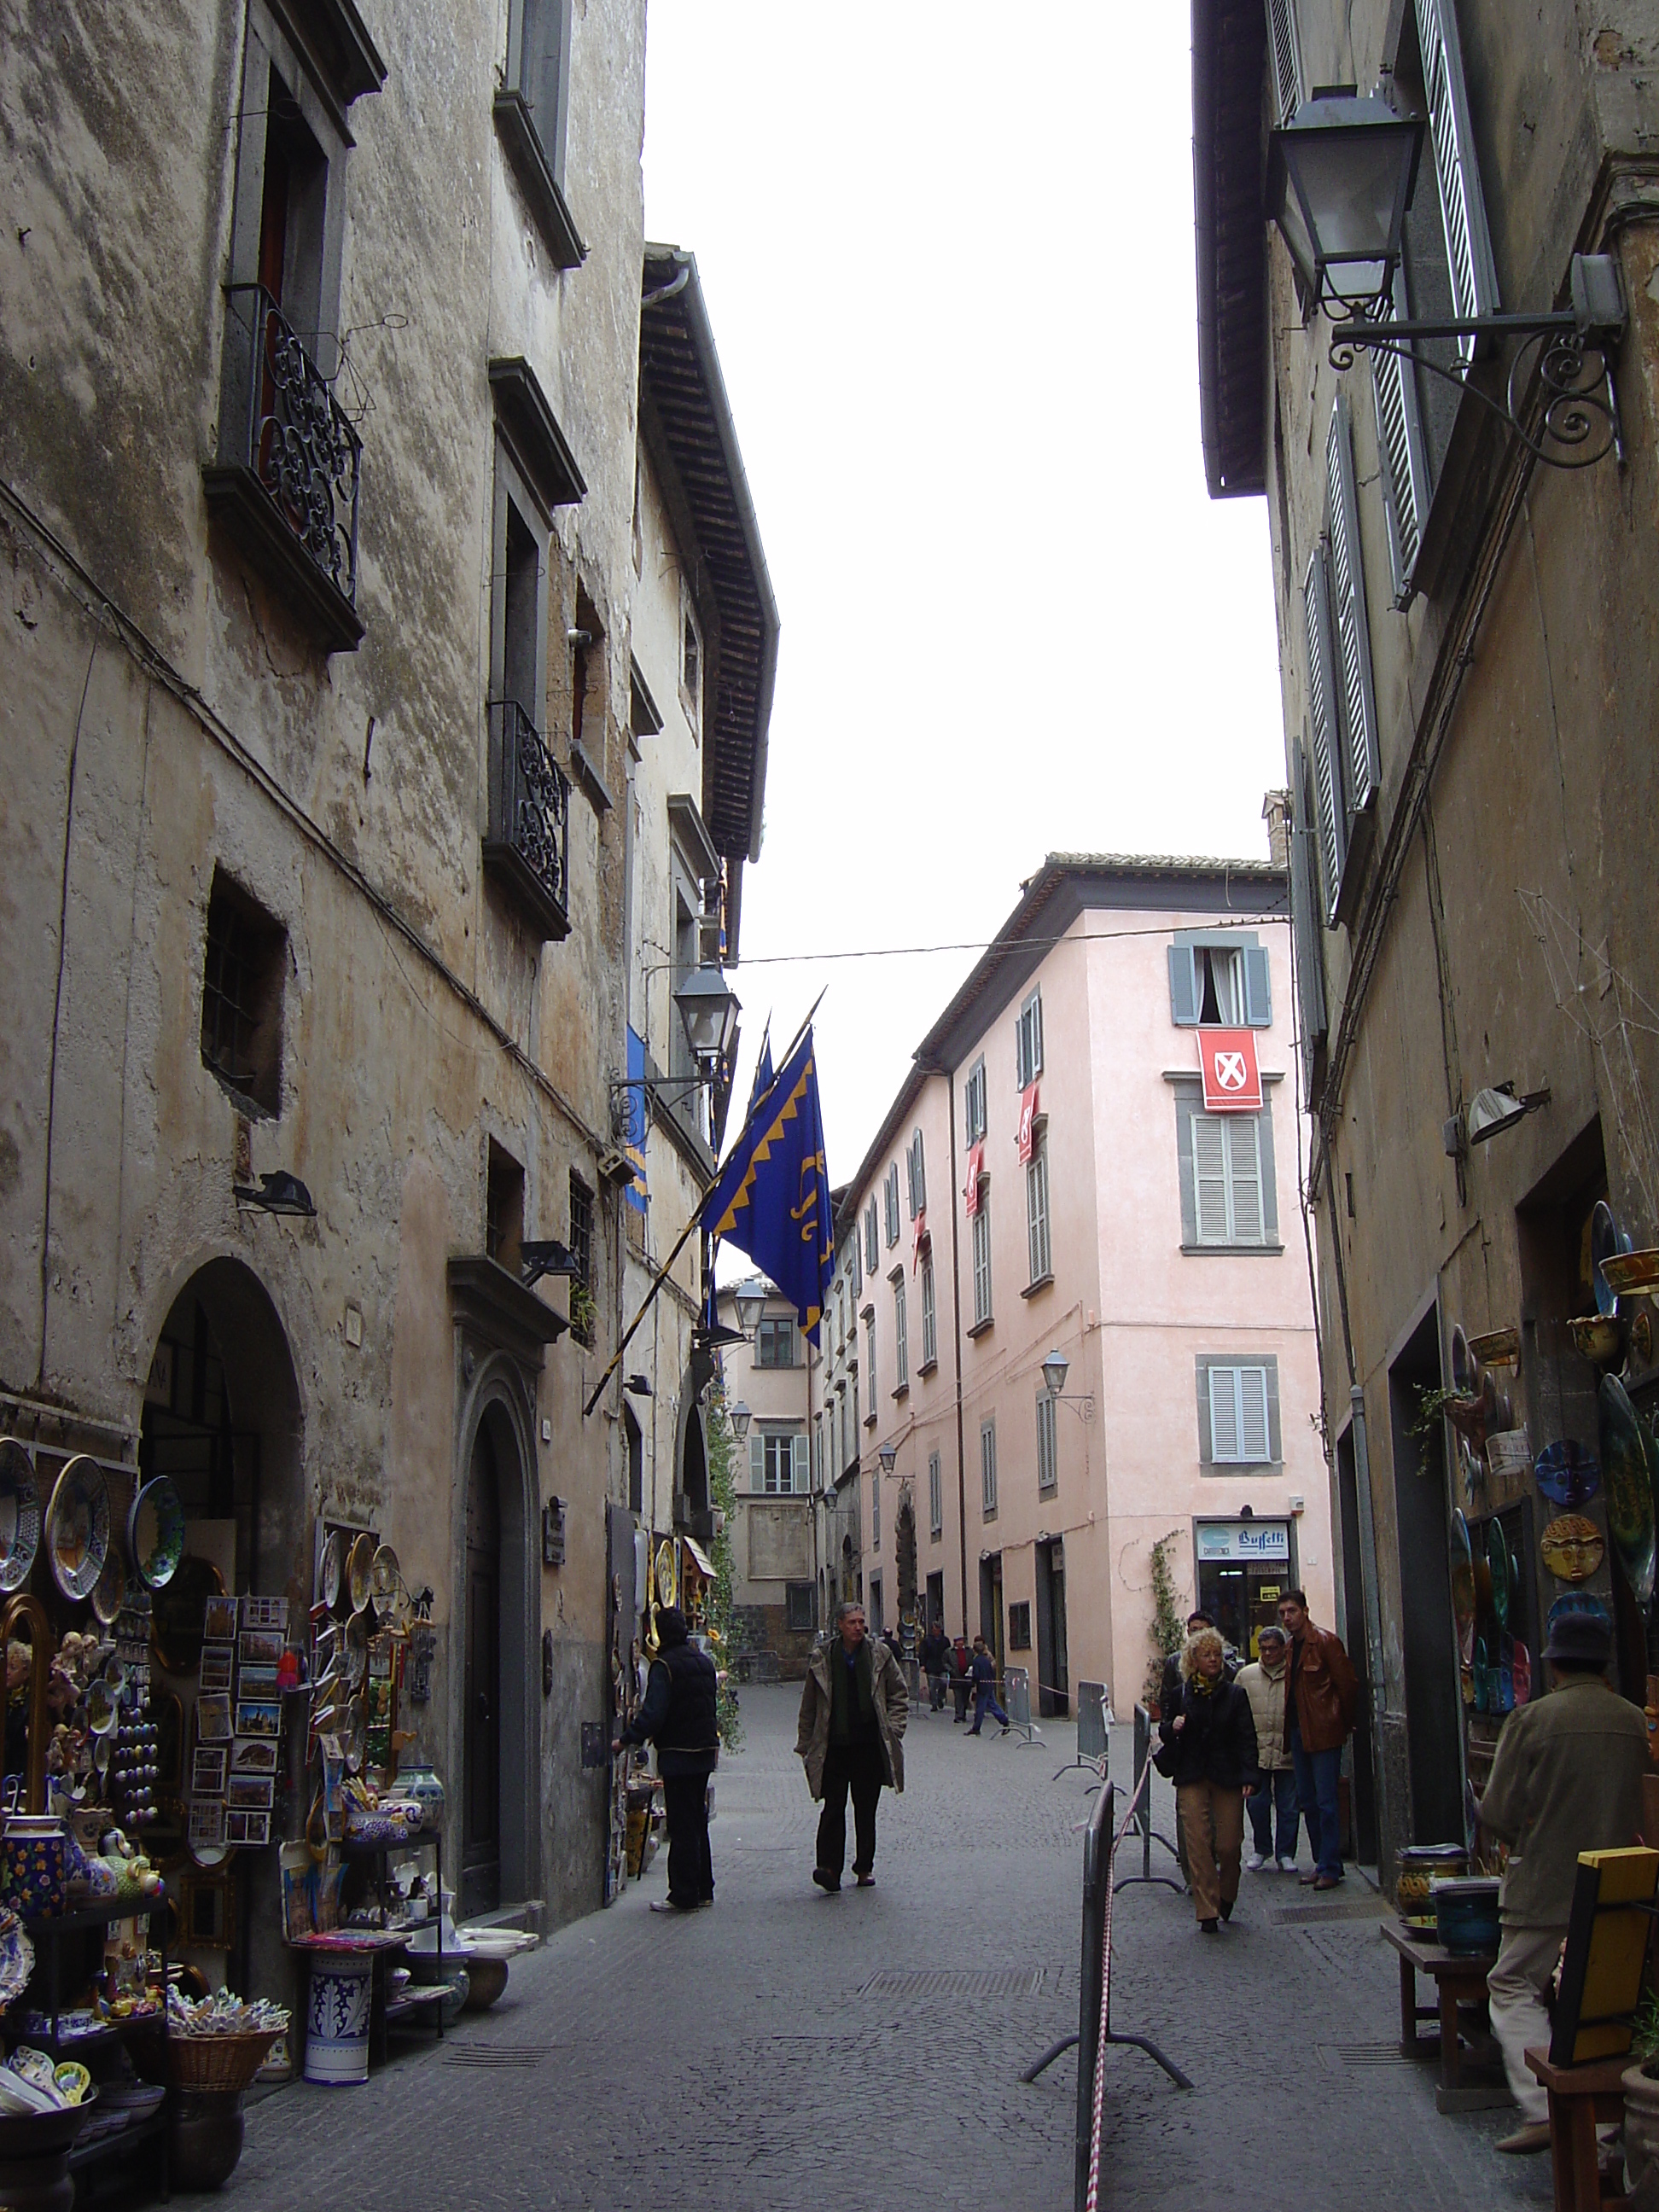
1236, 1624, 1301, 1872
795, 1602, 907, 1892
1480, 1608, 1648, 2156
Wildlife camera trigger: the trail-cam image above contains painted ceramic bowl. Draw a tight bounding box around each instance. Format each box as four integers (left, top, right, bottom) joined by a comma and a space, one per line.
45, 1459, 109, 1603
1467, 1328, 1520, 1370
1604, 1249, 1659, 1299
90, 1547, 125, 1627
370, 1544, 402, 1621
127, 1479, 184, 1592
0, 1444, 41, 1596
1569, 1313, 1626, 1368
347, 1534, 376, 1615
320, 1528, 345, 1612
1540, 1514, 1605, 1584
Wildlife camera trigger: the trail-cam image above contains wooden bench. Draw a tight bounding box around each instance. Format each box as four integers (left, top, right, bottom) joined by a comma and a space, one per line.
1381, 1921, 1511, 2113
1524, 2047, 1630, 2211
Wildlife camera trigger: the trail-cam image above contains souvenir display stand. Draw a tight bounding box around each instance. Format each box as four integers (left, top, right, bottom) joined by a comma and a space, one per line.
341, 1832, 446, 2043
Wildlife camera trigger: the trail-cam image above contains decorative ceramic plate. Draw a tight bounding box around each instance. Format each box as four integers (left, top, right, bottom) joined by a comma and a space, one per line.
654, 1541, 678, 1610
92, 1734, 111, 1778
1604, 1249, 1659, 1300
0, 1914, 33, 2008
342, 1610, 369, 1689
347, 1534, 376, 1615
1450, 1511, 1476, 1664
1592, 1200, 1629, 1318
1513, 1639, 1533, 1705
85, 1679, 117, 1737
1449, 1324, 1474, 1394
1540, 1513, 1605, 1584
1598, 1374, 1656, 1609
90, 1547, 125, 1628
187, 1840, 228, 1871
127, 1479, 184, 1592
320, 1528, 345, 1612
0, 1443, 41, 1597
1486, 1518, 1511, 1627
46, 1458, 110, 1603
370, 1544, 402, 1621
1535, 1439, 1600, 1509
1547, 1590, 1612, 1635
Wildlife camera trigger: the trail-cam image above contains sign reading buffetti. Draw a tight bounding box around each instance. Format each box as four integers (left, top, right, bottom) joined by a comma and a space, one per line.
1196, 1520, 1290, 1563
1197, 1027, 1262, 1113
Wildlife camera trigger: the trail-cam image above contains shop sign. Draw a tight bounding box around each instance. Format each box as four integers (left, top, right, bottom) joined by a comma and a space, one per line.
1198, 1027, 1262, 1112
1196, 1519, 1290, 1563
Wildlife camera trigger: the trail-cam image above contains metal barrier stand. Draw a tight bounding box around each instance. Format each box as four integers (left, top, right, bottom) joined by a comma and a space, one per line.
1112, 1703, 1184, 1895
1004, 1664, 1044, 1746
1054, 1680, 1109, 1779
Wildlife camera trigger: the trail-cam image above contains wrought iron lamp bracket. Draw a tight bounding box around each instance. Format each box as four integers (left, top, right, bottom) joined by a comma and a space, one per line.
1325, 297, 1627, 471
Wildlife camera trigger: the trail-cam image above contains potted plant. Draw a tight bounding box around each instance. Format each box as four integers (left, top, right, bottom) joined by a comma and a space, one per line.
1622, 1991, 1659, 2195
568, 1282, 597, 1345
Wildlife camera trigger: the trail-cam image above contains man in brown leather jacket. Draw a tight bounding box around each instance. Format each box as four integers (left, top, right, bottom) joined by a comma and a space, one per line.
1277, 1591, 1359, 1890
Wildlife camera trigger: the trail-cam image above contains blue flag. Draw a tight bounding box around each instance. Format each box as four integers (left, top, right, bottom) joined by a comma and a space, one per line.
747, 1023, 774, 1122
701, 1027, 833, 1344
622, 1026, 649, 1214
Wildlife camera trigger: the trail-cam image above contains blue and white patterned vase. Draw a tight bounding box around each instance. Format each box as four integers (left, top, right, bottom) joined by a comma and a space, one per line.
303, 1955, 373, 2086
395, 1764, 445, 1830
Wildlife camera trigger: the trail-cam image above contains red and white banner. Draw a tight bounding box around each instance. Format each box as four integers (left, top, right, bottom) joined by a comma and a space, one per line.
1198, 1027, 1262, 1113
963, 1143, 985, 1216
911, 1207, 928, 1272
1016, 1083, 1039, 1163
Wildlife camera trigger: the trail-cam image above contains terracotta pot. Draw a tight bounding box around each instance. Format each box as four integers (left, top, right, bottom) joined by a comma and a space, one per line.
1623, 2063, 1659, 2197
461, 1954, 509, 2011
170, 2088, 247, 2192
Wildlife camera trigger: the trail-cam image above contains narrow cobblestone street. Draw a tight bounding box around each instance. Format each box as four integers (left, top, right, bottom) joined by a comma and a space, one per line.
202, 1689, 1557, 2210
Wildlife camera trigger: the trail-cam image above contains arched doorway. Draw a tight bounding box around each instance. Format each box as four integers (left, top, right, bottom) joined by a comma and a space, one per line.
463, 1418, 502, 1915
680, 1406, 707, 1526
457, 1394, 533, 1919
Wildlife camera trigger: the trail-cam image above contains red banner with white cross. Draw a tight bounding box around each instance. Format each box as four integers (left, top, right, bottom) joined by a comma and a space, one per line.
1016, 1083, 1039, 1162
1198, 1028, 1261, 1112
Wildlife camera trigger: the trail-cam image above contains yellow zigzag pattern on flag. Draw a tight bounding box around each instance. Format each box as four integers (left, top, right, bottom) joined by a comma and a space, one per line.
708, 1057, 813, 1239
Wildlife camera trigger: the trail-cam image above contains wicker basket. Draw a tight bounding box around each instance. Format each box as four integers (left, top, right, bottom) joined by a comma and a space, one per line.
164, 2029, 281, 2093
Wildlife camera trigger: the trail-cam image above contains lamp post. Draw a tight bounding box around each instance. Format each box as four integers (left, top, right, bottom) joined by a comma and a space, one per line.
1266, 91, 1627, 468
733, 1283, 766, 1338
1041, 1348, 1094, 1421
877, 1443, 898, 1475
672, 962, 742, 1067
728, 1400, 752, 1441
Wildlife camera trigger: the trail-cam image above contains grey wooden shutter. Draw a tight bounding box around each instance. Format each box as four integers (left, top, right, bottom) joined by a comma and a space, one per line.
1266, 0, 1302, 125
1193, 1115, 1231, 1243
1371, 267, 1432, 606
749, 1434, 765, 1493
1417, 0, 1499, 367
792, 1433, 809, 1493
1210, 1369, 1242, 1460
1325, 395, 1380, 824
1288, 737, 1330, 1068
1031, 992, 1043, 1075
1243, 946, 1272, 1027
912, 1131, 925, 1213
1226, 1116, 1264, 1243
1302, 547, 1346, 923
1195, 1363, 1214, 1465
1240, 1369, 1271, 1461
1168, 946, 1200, 1026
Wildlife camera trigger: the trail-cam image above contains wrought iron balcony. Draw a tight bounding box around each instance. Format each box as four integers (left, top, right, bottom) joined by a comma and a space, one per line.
483, 698, 571, 941
202, 284, 364, 652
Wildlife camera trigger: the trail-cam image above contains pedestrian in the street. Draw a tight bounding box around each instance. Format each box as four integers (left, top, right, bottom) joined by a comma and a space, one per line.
882, 1627, 903, 1665
1155, 1626, 1258, 1935
1236, 1623, 1300, 1872
966, 1635, 1010, 1736
1478, 1607, 1648, 2157
795, 1600, 908, 1893
1160, 1609, 1235, 1717
1277, 1590, 1358, 1890
950, 1633, 973, 1724
612, 1606, 719, 1914
919, 1619, 950, 1713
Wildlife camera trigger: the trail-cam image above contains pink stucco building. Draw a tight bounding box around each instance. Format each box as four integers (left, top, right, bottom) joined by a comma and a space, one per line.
812, 847, 1334, 1716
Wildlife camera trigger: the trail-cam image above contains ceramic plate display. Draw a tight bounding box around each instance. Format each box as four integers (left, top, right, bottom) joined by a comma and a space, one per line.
127, 1478, 184, 1592
1540, 1513, 1605, 1584
0, 1442, 41, 1597
654, 1540, 677, 1610
1592, 1200, 1628, 1318
0, 1915, 32, 2009
187, 1838, 229, 1871
90, 1547, 125, 1628
46, 1458, 110, 1603
370, 1544, 401, 1620
1535, 1439, 1600, 1509
320, 1528, 345, 1613
1486, 1518, 1511, 1627
1598, 1374, 1656, 1610
347, 1534, 375, 1615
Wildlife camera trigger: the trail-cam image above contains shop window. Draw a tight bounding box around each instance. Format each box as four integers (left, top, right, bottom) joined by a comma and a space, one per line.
785, 1582, 816, 1633
486, 1142, 525, 1271
200, 872, 287, 1117
1008, 1601, 1032, 1651
757, 1317, 795, 1369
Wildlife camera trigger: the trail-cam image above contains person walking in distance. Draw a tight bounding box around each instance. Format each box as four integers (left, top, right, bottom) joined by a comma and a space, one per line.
1277, 1590, 1358, 1890
1236, 1624, 1300, 1872
1478, 1608, 1648, 2157
795, 1602, 908, 1893
967, 1635, 1010, 1736
1155, 1627, 1259, 1934
919, 1619, 950, 1714
612, 1608, 719, 1913
949, 1633, 973, 1724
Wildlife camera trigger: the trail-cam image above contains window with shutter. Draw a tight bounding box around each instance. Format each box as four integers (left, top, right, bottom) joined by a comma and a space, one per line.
928, 1451, 943, 1537
1168, 945, 1200, 1027
1326, 395, 1380, 823
864, 1200, 878, 1276
1242, 945, 1272, 1027
920, 1256, 937, 1367
894, 1276, 908, 1388
750, 1434, 765, 1493
1289, 738, 1330, 1080
964, 1059, 987, 1144
911, 1130, 926, 1214
1026, 1141, 1051, 1284
1417, 0, 1499, 367
1371, 267, 1432, 605
884, 1164, 899, 1245
1190, 1110, 1266, 1246
864, 1315, 876, 1401
871, 1468, 880, 1549
1036, 1390, 1058, 1494
971, 1196, 992, 1326
1016, 988, 1044, 1087
1302, 545, 1346, 923
1207, 1365, 1273, 1464
980, 1420, 998, 1516
1266, 0, 1303, 125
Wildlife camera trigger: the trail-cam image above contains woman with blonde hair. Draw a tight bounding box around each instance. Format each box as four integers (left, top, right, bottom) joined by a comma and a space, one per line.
1155, 1626, 1259, 1934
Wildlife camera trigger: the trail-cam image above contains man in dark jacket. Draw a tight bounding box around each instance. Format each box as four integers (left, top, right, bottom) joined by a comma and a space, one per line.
919, 1621, 950, 1712
1156, 1627, 1259, 1933
949, 1633, 973, 1724
967, 1636, 1010, 1736
1278, 1590, 1359, 1891
614, 1608, 719, 1913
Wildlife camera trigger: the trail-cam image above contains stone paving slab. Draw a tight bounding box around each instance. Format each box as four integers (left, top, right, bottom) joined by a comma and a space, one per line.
166, 1694, 1558, 2210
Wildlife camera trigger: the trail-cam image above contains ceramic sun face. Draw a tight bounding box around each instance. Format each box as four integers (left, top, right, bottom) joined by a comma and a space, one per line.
1540, 1513, 1605, 1584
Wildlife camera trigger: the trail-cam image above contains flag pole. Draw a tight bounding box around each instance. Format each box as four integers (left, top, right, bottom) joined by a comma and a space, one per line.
580, 991, 830, 1422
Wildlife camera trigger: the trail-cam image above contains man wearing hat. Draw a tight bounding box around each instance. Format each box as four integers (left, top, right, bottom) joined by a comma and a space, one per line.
1479, 1606, 1648, 2154
613, 1609, 720, 1913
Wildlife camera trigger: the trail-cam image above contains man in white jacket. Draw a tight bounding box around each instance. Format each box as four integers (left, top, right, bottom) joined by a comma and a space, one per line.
1235, 1625, 1301, 1873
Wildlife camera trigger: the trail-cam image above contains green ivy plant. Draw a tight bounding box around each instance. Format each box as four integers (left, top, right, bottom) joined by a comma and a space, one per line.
568, 1281, 598, 1346
703, 1374, 744, 1752
1143, 1528, 1186, 1714
1407, 1385, 1459, 1480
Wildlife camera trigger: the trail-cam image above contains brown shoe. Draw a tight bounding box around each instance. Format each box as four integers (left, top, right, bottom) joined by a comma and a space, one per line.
1313, 1874, 1342, 1891
1298, 1871, 1320, 1885
856, 1873, 876, 1888
1495, 2123, 1551, 2156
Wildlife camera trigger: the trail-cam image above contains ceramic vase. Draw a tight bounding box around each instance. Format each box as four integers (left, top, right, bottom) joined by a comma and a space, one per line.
396, 1764, 445, 1828
303, 1956, 373, 2086
1624, 2064, 1659, 2197
1, 1819, 69, 1918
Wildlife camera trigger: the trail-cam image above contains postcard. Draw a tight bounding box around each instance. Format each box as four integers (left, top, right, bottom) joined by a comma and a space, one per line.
234, 1699, 282, 1739
198, 1647, 233, 1692
241, 1596, 287, 1631
196, 1693, 233, 1743
230, 1737, 279, 1775
187, 1797, 225, 1848
238, 1663, 280, 1694
225, 1774, 273, 1812
190, 1746, 227, 1796
202, 1597, 238, 1644
224, 1809, 270, 1847
239, 1630, 284, 1668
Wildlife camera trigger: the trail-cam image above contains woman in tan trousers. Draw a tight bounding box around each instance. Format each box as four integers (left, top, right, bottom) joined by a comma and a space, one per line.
1155, 1627, 1259, 1933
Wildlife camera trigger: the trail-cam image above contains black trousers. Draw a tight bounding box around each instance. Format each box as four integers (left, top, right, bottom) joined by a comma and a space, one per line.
817, 1740, 886, 1879
661, 1771, 714, 1906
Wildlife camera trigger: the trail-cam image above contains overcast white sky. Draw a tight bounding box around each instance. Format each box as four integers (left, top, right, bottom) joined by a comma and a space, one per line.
642, 4, 1285, 1190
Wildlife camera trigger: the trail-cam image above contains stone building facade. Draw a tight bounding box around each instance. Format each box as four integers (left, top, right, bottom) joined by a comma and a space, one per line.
714, 1280, 816, 1678
1194, 0, 1659, 1874
0, 0, 774, 1987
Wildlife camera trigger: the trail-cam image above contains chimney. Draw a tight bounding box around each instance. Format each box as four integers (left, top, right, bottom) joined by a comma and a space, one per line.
1262, 789, 1291, 870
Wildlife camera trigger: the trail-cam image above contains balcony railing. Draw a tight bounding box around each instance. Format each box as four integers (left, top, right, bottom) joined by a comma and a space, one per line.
483, 698, 571, 941
202, 285, 364, 651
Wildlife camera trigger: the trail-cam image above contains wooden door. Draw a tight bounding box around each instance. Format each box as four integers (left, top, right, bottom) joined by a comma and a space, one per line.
463, 1423, 501, 1917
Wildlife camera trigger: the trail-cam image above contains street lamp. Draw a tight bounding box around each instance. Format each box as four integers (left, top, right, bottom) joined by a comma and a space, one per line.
672, 962, 741, 1065
1266, 90, 1627, 469
728, 1400, 752, 1441
877, 1443, 897, 1475
1041, 1348, 1094, 1421
734, 1283, 766, 1337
